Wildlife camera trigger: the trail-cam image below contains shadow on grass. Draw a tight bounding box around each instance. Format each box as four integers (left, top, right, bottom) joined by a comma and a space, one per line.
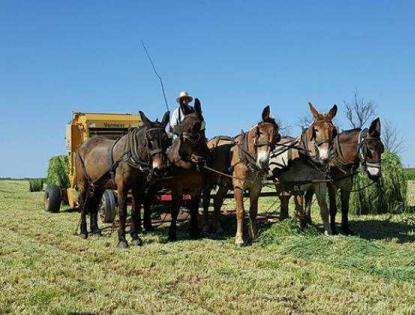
349, 216, 415, 243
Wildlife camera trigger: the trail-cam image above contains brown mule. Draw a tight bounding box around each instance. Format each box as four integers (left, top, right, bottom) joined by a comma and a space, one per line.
230, 106, 280, 246
304, 118, 384, 234
202, 106, 281, 242
74, 111, 170, 248
269, 103, 338, 234
143, 99, 210, 241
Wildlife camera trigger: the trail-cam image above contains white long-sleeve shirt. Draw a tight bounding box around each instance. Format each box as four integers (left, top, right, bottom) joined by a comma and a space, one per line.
169, 106, 206, 135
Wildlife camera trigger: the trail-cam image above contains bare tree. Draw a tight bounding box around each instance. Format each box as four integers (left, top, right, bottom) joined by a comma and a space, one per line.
344, 91, 376, 128
275, 117, 291, 136
297, 115, 313, 129
383, 120, 405, 154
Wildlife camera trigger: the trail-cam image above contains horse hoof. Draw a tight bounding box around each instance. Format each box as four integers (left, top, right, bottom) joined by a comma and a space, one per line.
144, 226, 155, 233
235, 236, 245, 247
168, 235, 177, 242
342, 228, 354, 236
190, 232, 201, 239
117, 241, 129, 248
324, 230, 333, 236
201, 224, 210, 235
131, 238, 143, 246
80, 233, 88, 239
92, 230, 102, 237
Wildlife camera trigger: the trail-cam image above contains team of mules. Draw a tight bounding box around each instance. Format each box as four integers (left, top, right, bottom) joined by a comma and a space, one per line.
75, 101, 384, 247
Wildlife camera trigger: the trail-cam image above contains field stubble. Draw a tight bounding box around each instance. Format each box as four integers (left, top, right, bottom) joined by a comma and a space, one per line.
0, 180, 415, 314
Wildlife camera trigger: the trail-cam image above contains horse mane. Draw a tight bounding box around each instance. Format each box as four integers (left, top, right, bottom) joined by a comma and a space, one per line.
340, 128, 361, 135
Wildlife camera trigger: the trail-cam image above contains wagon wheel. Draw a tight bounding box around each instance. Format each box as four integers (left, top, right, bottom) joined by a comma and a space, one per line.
99, 190, 116, 223
44, 185, 62, 213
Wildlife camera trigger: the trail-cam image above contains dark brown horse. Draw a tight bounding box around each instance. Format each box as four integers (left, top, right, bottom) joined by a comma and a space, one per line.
143, 99, 209, 241
304, 118, 384, 234
74, 111, 170, 248
269, 103, 338, 234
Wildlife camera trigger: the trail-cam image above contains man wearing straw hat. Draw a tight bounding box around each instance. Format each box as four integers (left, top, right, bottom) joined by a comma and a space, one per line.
169, 91, 206, 136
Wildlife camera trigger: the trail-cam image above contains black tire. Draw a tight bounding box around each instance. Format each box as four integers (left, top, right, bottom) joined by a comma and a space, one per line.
44, 185, 62, 213
100, 190, 116, 223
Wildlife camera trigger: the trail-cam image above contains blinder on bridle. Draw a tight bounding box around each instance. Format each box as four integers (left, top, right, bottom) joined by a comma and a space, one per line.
181, 131, 202, 144
253, 122, 280, 151
145, 126, 169, 158
358, 128, 384, 171
303, 119, 337, 161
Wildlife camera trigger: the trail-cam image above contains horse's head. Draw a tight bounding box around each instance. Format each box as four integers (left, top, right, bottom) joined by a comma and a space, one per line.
171, 98, 207, 166
360, 118, 384, 181
139, 111, 170, 175
249, 105, 281, 170
305, 102, 338, 164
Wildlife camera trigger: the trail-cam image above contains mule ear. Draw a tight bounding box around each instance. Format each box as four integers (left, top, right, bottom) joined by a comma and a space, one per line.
161, 111, 170, 128
139, 111, 152, 127
308, 102, 319, 120
194, 98, 202, 116
262, 105, 270, 121
369, 118, 381, 136
328, 104, 338, 119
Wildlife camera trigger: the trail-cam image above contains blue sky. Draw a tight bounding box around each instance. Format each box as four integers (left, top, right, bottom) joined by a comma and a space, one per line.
0, 1, 414, 177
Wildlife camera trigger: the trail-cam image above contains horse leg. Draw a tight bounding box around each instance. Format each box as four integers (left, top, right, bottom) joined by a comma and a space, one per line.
275, 183, 289, 221
341, 189, 353, 235
212, 185, 228, 235
234, 188, 245, 247
294, 193, 306, 229
90, 190, 103, 236
130, 187, 143, 246
79, 187, 89, 239
117, 185, 129, 248
201, 185, 212, 234
189, 192, 201, 239
143, 188, 155, 232
168, 191, 180, 242
248, 185, 261, 240
304, 187, 314, 224
315, 184, 332, 235
328, 184, 338, 234
279, 193, 290, 221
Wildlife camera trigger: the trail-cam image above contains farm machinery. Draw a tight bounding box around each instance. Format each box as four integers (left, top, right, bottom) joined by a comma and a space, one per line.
44, 112, 142, 222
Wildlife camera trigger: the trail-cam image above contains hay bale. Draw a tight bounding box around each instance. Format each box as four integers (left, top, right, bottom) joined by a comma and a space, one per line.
28, 178, 46, 192
350, 152, 407, 214
46, 155, 69, 189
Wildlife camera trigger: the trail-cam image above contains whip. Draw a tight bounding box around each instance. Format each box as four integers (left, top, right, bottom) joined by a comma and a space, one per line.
140, 40, 170, 112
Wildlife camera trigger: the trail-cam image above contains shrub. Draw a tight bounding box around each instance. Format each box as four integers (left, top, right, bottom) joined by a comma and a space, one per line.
350, 151, 407, 214
46, 155, 69, 189
28, 178, 46, 192
404, 168, 415, 181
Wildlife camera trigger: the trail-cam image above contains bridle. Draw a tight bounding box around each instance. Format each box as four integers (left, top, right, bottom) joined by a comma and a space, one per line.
253, 122, 279, 152
126, 125, 168, 171
237, 122, 280, 172
357, 128, 384, 173
302, 119, 337, 161
145, 126, 169, 158
181, 131, 202, 145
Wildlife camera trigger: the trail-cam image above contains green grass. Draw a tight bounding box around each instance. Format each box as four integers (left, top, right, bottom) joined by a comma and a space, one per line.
1, 180, 415, 314
405, 168, 415, 181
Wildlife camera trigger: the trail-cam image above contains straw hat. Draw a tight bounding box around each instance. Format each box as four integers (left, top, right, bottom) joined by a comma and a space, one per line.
176, 91, 193, 103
